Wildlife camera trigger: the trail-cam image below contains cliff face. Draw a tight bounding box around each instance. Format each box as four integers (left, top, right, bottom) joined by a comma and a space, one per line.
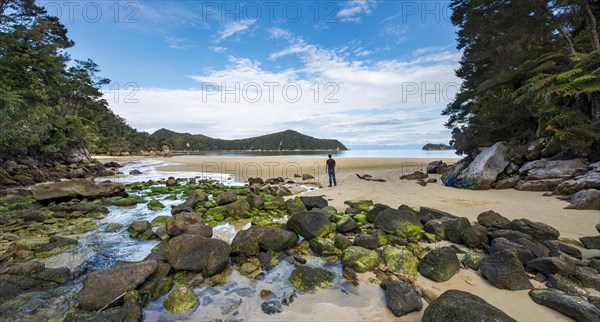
150, 129, 348, 151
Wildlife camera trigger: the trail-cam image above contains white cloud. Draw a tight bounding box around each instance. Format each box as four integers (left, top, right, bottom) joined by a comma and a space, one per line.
216, 19, 256, 42
107, 32, 461, 146
337, 0, 376, 22
210, 46, 228, 53
164, 36, 194, 49
380, 23, 408, 42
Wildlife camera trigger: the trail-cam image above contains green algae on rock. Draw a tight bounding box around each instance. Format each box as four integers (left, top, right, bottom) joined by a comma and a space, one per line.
341, 246, 381, 273
163, 285, 198, 314
288, 266, 336, 292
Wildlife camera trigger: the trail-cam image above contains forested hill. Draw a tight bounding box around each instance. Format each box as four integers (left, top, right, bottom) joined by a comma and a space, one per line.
150, 129, 348, 151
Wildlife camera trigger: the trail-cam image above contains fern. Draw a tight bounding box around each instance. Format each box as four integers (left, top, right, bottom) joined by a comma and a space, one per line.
556, 68, 583, 81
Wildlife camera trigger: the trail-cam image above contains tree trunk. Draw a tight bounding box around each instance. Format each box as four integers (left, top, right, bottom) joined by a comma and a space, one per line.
580, 0, 600, 50
591, 92, 600, 119
559, 29, 576, 54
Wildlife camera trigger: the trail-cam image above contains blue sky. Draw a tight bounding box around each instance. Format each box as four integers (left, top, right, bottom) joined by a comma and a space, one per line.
41, 0, 461, 147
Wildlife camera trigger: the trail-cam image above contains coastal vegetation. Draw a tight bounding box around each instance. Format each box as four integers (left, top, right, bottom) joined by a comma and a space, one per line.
444, 0, 600, 158
421, 143, 453, 151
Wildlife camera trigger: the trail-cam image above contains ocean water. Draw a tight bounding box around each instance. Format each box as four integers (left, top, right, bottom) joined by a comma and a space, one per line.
173, 149, 460, 159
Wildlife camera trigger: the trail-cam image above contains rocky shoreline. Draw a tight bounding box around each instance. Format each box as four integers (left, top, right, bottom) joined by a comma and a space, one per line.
425, 136, 600, 210
1, 173, 600, 320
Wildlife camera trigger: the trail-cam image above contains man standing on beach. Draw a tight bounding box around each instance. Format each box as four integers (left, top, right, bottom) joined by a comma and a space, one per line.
326, 154, 337, 187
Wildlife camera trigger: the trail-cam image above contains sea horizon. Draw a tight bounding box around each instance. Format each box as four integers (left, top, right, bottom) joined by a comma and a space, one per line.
172, 148, 460, 159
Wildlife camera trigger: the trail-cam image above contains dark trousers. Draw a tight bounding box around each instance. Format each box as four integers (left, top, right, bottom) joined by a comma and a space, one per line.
328, 171, 336, 186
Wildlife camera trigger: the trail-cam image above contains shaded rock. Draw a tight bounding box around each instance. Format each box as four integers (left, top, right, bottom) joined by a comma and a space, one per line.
423, 217, 453, 240
459, 142, 511, 190
461, 224, 488, 248
488, 237, 535, 264
418, 207, 457, 224
477, 210, 510, 228
546, 274, 590, 297
382, 246, 419, 276
374, 208, 422, 237
129, 170, 142, 175
128, 220, 151, 238
163, 286, 198, 314
580, 236, 600, 249
422, 290, 516, 322
543, 240, 582, 259
525, 138, 545, 161
261, 300, 283, 314
165, 212, 203, 237
33, 235, 78, 257
353, 234, 379, 250
445, 217, 471, 244
288, 266, 336, 292
336, 216, 360, 233
171, 191, 208, 215
541, 136, 562, 158
287, 211, 334, 240
299, 196, 328, 210
515, 178, 565, 191
480, 249, 533, 290
309, 237, 342, 256
529, 288, 600, 322
231, 226, 297, 256
508, 218, 559, 241
182, 224, 213, 238
334, 234, 352, 250
164, 235, 230, 276
493, 176, 519, 189
426, 161, 448, 174
147, 199, 165, 211
366, 203, 392, 223
341, 246, 380, 273
488, 229, 532, 242
441, 159, 469, 182
76, 260, 158, 311
418, 247, 460, 282
400, 171, 428, 180
31, 179, 125, 204
380, 280, 422, 317
566, 189, 600, 210
526, 257, 576, 276
574, 266, 600, 292
215, 191, 238, 205
246, 194, 265, 209
165, 177, 177, 187
462, 249, 487, 270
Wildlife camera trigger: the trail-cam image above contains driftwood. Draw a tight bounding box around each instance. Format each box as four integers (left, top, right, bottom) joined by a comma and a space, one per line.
356, 174, 386, 182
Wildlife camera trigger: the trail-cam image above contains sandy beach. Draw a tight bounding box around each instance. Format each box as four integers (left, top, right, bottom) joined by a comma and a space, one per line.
98, 155, 600, 321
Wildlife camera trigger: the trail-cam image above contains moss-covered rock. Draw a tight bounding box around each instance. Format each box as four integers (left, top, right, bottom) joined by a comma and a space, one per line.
150, 216, 169, 227
127, 220, 151, 238
382, 246, 419, 277
205, 206, 227, 222
418, 247, 460, 282
344, 200, 374, 211
334, 233, 352, 250
163, 285, 198, 314
288, 266, 336, 292
105, 222, 122, 232
225, 199, 251, 219
309, 237, 342, 256
354, 214, 367, 224
147, 199, 165, 211
341, 246, 381, 273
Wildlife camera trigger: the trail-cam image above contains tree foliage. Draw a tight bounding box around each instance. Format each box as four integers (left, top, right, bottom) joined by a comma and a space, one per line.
444, 0, 600, 156
0, 0, 157, 155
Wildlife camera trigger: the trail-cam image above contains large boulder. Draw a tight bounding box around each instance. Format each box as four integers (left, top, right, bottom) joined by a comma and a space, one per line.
445, 217, 471, 244
488, 237, 535, 264
426, 161, 448, 174
508, 218, 559, 241
459, 142, 511, 189
566, 189, 600, 210
461, 224, 488, 248
382, 246, 419, 277
380, 281, 422, 317
418, 207, 457, 224
546, 274, 590, 297
299, 196, 328, 210
543, 240, 582, 260
514, 179, 564, 191
477, 210, 510, 228
309, 237, 342, 256
417, 247, 460, 282
287, 211, 334, 240
422, 290, 516, 322
215, 191, 238, 205
164, 235, 230, 276
519, 159, 589, 180
231, 226, 297, 256
526, 257, 576, 276
529, 288, 600, 322
574, 266, 600, 291
163, 285, 198, 314
171, 191, 208, 215
374, 207, 423, 237
554, 170, 600, 195
165, 212, 204, 236
580, 236, 600, 249
366, 203, 392, 223
76, 260, 158, 311
31, 179, 125, 204
441, 159, 469, 182
288, 266, 336, 292
341, 246, 380, 273
480, 249, 533, 290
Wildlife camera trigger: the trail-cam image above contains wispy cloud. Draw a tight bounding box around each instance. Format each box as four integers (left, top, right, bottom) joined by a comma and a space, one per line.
210, 46, 228, 53
164, 36, 195, 49
337, 0, 376, 22
380, 23, 408, 42
216, 19, 256, 42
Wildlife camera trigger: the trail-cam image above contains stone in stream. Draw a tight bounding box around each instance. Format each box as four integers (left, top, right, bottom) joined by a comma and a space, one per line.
163, 285, 198, 314
76, 260, 158, 311
417, 247, 460, 282
480, 249, 533, 290
171, 191, 208, 215
147, 198, 165, 211
181, 223, 213, 238
288, 266, 336, 292
31, 179, 125, 204
261, 300, 283, 314
529, 288, 600, 322
165, 212, 204, 236
215, 190, 239, 205
128, 220, 151, 238
380, 280, 422, 317
422, 290, 516, 322
165, 235, 230, 276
